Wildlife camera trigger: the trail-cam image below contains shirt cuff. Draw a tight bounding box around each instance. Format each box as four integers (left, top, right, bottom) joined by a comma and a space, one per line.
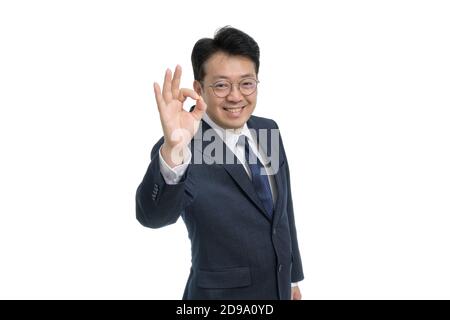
291, 282, 299, 287
159, 146, 191, 185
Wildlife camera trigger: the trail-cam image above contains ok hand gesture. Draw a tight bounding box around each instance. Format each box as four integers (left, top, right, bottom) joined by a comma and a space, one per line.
153, 65, 207, 167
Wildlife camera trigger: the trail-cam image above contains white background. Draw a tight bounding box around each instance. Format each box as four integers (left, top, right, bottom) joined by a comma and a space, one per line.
0, 0, 449, 299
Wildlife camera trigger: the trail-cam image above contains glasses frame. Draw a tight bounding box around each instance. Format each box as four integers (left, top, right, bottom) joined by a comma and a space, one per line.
201, 78, 260, 98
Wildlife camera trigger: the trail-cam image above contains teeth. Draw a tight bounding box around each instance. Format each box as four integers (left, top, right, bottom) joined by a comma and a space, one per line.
224, 107, 244, 113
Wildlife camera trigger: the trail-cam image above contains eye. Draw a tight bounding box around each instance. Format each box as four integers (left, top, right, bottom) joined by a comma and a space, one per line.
214, 82, 230, 89
241, 80, 256, 88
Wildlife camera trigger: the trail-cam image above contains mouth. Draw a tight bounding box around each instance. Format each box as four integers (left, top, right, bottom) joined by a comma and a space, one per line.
222, 106, 246, 114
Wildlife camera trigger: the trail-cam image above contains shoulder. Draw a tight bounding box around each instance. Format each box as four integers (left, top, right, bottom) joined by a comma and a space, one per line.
248, 115, 279, 130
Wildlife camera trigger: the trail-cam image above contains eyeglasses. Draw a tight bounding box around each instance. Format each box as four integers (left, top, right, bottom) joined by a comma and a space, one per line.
203, 78, 259, 98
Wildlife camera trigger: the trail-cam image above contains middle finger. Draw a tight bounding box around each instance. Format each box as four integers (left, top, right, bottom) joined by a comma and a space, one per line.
171, 65, 182, 98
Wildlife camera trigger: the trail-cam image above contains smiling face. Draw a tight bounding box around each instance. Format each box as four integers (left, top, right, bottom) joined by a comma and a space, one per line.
194, 52, 258, 129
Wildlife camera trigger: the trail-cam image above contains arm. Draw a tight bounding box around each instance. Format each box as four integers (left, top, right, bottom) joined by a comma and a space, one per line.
136, 65, 207, 228
277, 124, 304, 283
285, 158, 304, 282
282, 138, 304, 300
135, 138, 194, 228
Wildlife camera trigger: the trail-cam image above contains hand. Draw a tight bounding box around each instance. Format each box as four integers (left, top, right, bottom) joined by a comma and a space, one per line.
153, 65, 207, 167
291, 286, 302, 300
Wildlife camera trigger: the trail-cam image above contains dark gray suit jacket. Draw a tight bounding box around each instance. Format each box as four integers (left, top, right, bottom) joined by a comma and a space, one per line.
136, 115, 304, 300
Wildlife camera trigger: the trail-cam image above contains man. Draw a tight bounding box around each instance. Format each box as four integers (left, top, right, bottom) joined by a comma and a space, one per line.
136, 27, 304, 300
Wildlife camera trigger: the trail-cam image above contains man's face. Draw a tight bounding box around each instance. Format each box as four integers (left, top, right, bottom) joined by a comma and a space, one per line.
194, 52, 258, 129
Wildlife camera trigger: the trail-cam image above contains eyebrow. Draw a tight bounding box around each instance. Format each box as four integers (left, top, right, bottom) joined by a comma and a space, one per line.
212, 74, 256, 80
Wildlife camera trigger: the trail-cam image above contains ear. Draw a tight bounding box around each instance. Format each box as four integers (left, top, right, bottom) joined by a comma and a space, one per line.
193, 80, 202, 96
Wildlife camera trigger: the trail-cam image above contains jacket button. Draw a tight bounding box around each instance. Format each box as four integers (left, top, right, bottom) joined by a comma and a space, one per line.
278, 264, 283, 272
272, 229, 277, 235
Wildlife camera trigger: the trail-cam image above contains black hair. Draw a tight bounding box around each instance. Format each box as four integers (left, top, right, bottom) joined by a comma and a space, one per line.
191, 26, 260, 81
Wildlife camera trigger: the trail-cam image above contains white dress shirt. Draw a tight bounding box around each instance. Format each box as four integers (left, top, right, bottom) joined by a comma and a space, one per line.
158, 113, 297, 288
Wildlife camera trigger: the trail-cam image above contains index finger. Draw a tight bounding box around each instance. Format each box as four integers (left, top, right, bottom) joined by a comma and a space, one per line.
162, 68, 173, 102
178, 88, 199, 103
153, 82, 163, 111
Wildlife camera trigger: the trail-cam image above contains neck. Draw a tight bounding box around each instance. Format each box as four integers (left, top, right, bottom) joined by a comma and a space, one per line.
202, 112, 245, 135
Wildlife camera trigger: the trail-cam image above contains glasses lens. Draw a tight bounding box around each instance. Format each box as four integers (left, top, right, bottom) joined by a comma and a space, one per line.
212, 81, 231, 97
239, 79, 257, 95
211, 79, 258, 97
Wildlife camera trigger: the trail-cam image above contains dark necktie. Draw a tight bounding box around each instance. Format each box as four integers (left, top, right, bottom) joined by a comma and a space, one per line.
239, 135, 274, 218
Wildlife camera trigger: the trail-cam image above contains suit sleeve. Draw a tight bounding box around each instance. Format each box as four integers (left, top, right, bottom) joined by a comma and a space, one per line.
277, 123, 305, 282
285, 158, 305, 282
135, 137, 196, 229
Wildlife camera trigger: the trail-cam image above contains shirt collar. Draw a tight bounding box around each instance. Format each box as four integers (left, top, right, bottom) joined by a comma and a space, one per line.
202, 112, 253, 147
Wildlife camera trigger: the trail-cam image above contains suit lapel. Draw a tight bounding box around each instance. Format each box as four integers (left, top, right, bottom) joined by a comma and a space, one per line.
222, 163, 270, 220
192, 119, 270, 220
190, 114, 288, 223
247, 117, 286, 224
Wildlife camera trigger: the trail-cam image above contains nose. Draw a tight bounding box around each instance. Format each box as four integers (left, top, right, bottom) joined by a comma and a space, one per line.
226, 84, 243, 102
